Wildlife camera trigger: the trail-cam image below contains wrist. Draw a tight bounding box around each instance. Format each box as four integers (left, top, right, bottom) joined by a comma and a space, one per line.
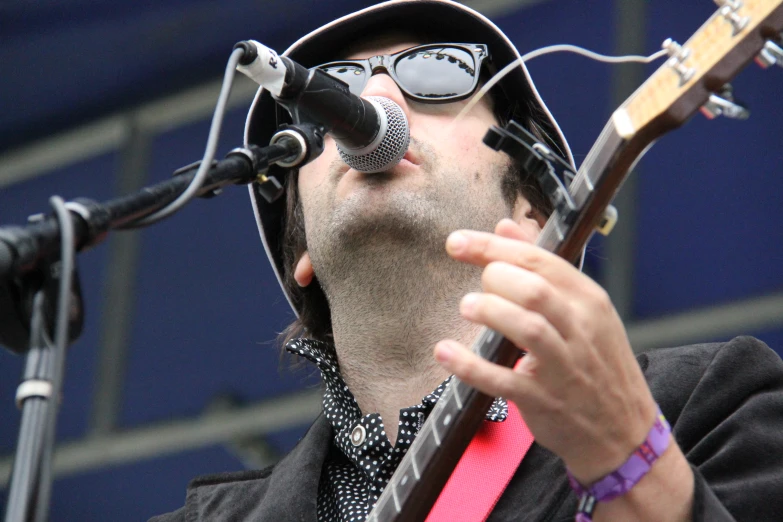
566, 406, 672, 522
564, 399, 659, 484
592, 442, 693, 522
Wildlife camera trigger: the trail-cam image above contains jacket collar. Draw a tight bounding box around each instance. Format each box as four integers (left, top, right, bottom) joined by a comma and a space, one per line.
185, 414, 331, 521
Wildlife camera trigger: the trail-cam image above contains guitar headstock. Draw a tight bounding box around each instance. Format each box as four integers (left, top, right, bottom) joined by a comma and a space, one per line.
612, 0, 783, 139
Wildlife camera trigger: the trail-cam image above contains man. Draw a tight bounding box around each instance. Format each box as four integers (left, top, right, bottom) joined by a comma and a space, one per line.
152, 1, 783, 520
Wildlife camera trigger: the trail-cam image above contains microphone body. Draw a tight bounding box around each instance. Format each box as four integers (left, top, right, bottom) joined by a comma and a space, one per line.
236, 40, 409, 173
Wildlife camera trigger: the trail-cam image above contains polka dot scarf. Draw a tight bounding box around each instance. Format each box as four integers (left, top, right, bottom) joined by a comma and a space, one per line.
286, 338, 508, 522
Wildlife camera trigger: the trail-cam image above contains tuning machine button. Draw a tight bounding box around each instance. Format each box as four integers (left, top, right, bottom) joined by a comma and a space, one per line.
756, 36, 783, 69
662, 39, 696, 86
714, 0, 750, 36
700, 84, 750, 120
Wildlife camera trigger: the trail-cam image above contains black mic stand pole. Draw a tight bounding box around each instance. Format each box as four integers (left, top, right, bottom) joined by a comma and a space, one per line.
1, 122, 325, 522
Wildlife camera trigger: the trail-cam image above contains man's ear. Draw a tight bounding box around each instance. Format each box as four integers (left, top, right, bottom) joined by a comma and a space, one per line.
512, 197, 546, 231
294, 251, 314, 287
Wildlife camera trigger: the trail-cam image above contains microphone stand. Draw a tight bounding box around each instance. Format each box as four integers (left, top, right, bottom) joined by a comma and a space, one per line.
0, 122, 324, 521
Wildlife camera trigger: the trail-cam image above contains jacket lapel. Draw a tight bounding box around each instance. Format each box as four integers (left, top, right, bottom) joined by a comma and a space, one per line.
186, 414, 332, 521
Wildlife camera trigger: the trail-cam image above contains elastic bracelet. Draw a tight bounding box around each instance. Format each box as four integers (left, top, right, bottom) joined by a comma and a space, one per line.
566, 407, 671, 522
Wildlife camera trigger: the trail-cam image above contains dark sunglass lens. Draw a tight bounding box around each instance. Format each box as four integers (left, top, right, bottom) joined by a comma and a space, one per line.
319, 64, 367, 95
395, 47, 478, 100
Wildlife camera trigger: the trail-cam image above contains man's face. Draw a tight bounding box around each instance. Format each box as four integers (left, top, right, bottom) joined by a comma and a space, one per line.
294, 39, 541, 292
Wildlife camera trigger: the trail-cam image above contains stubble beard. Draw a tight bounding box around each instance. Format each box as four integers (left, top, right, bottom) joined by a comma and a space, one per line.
302, 138, 515, 364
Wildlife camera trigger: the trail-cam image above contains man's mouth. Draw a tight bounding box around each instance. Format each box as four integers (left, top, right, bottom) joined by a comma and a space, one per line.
330, 147, 421, 180
401, 150, 420, 166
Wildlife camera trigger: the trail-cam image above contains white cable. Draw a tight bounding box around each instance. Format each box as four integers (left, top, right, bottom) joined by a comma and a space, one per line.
127, 47, 246, 227
523, 44, 667, 65
454, 45, 668, 125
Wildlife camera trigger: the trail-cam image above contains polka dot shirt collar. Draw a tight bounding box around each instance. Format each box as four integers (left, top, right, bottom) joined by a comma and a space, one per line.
286, 338, 508, 521
286, 338, 508, 433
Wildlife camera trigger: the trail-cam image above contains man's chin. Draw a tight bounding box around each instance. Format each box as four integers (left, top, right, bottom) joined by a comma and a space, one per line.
327, 190, 443, 248
334, 164, 427, 208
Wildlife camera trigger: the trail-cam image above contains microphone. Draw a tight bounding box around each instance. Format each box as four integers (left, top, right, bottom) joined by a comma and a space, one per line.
235, 40, 410, 173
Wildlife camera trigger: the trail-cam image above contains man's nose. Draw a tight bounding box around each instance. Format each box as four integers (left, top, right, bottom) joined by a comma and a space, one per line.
359, 73, 413, 127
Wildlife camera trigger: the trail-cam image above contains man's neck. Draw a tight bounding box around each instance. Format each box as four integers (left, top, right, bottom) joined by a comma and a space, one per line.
325, 247, 483, 443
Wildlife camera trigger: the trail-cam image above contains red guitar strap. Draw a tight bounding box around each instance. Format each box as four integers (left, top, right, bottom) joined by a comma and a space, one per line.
425, 401, 534, 522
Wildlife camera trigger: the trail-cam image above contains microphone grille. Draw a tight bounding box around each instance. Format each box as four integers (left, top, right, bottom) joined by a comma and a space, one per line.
338, 96, 410, 173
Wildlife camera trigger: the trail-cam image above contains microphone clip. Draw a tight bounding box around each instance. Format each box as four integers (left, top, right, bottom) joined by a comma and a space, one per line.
270, 122, 325, 169
252, 122, 326, 203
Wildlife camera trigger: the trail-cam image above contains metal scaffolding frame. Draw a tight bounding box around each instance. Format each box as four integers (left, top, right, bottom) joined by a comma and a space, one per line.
1, 0, 781, 492
2, 287, 782, 487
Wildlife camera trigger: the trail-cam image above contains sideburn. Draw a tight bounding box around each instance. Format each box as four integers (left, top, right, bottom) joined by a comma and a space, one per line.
279, 170, 334, 348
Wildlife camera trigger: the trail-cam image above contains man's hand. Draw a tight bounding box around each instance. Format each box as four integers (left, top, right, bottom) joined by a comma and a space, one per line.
435, 218, 663, 483
435, 219, 695, 520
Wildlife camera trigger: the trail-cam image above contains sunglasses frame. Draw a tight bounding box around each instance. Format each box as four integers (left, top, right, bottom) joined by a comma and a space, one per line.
313, 43, 491, 104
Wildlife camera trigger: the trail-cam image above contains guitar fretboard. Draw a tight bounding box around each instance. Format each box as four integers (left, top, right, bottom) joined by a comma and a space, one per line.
366, 329, 519, 522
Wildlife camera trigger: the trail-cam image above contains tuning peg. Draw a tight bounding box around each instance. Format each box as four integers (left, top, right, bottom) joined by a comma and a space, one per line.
755, 37, 783, 69
662, 38, 696, 85
713, 0, 750, 36
700, 84, 750, 120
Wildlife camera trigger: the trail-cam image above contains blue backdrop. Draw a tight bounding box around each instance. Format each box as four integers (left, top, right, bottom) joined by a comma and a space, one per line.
1, 1, 781, 519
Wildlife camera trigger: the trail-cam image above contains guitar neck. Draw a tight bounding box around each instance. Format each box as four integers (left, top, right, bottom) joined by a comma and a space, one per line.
368, 120, 631, 522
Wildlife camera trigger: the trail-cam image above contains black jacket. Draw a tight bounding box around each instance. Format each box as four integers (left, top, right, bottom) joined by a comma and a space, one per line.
150, 337, 783, 521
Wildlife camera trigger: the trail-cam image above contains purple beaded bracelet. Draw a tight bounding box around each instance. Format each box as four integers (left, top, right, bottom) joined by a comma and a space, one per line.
566, 407, 671, 522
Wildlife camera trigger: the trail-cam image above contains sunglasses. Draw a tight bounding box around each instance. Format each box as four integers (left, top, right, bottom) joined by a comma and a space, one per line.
312, 43, 490, 103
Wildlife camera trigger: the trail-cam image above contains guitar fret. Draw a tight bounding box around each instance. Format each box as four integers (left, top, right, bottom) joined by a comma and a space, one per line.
415, 426, 439, 465
411, 456, 420, 480
454, 379, 472, 407
391, 483, 401, 513
432, 422, 441, 446
538, 218, 562, 253
394, 463, 415, 501
554, 220, 565, 241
